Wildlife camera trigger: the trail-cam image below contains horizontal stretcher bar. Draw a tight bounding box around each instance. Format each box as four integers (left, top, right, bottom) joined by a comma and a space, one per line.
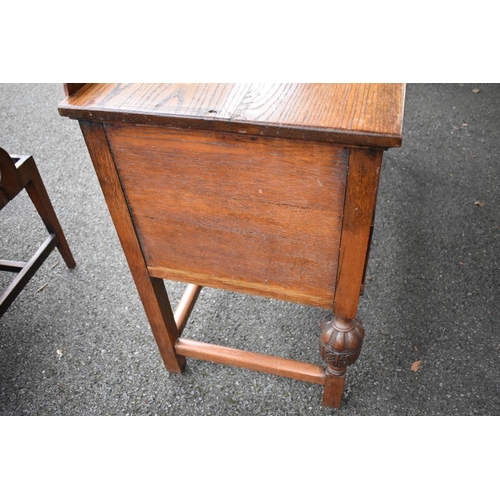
175, 338, 326, 385
0, 260, 27, 272
0, 233, 58, 315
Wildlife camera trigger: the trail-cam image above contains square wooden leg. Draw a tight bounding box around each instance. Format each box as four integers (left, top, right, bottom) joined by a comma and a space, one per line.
323, 370, 346, 408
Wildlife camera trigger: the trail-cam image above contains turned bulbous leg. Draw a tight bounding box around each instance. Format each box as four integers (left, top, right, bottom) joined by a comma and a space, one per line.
319, 316, 365, 408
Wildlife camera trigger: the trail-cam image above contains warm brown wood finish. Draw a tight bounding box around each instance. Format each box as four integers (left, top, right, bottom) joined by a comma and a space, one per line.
0, 149, 75, 316
334, 149, 384, 319
322, 372, 346, 408
58, 83, 405, 409
319, 316, 365, 408
175, 338, 326, 385
174, 284, 202, 335
59, 83, 405, 148
78, 122, 185, 373
107, 123, 347, 308
63, 83, 87, 97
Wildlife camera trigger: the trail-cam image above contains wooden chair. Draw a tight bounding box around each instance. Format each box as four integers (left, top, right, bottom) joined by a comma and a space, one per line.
0, 147, 75, 316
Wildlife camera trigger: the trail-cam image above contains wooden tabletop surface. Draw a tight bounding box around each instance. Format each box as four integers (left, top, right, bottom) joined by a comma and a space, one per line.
58, 83, 405, 148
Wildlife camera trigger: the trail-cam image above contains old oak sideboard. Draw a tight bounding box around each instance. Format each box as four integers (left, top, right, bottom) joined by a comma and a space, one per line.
58, 83, 405, 408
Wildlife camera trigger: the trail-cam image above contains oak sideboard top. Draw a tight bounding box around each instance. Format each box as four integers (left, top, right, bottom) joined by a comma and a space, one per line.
58, 83, 405, 148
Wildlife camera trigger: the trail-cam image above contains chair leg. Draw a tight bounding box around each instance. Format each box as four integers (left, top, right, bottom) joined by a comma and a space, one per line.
22, 157, 76, 269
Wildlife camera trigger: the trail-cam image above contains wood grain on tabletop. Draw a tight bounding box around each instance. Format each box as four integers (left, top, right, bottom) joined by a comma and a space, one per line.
59, 83, 405, 147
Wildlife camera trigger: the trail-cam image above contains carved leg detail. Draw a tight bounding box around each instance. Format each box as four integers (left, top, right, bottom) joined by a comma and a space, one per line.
319, 316, 365, 408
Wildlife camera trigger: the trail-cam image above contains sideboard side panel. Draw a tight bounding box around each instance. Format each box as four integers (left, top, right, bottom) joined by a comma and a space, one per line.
107, 124, 348, 309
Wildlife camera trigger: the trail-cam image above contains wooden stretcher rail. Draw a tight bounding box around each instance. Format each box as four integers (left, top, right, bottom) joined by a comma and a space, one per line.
175, 338, 326, 385
0, 260, 27, 272
0, 233, 58, 315
174, 284, 202, 335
